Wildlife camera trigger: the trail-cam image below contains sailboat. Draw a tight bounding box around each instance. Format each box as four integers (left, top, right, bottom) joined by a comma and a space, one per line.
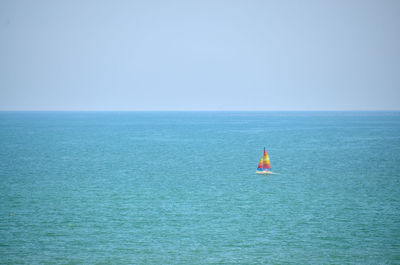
256, 147, 274, 175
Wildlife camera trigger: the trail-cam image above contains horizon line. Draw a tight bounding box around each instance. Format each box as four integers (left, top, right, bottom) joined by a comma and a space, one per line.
0, 109, 399, 112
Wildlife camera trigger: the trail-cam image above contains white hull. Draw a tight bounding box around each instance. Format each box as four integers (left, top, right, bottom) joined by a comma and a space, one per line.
256, 171, 274, 175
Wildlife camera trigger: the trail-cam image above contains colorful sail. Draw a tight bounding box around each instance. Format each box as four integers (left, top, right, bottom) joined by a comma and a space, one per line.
257, 147, 272, 171
257, 159, 263, 169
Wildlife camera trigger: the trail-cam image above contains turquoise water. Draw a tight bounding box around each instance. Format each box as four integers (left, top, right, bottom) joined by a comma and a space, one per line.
1, 111, 399, 264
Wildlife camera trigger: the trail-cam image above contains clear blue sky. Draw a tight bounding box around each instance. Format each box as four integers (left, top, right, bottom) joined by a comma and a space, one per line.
0, 0, 399, 110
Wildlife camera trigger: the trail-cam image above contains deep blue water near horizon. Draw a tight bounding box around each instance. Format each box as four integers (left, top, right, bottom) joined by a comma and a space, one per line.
0, 111, 399, 264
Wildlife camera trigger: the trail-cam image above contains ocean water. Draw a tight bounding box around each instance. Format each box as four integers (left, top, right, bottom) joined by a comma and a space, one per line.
0, 111, 399, 264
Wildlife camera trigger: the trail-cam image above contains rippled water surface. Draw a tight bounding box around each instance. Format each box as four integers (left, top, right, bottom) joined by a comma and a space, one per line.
1, 111, 399, 264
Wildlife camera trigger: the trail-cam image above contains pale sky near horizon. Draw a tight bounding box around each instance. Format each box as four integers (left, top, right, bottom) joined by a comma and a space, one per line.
0, 0, 399, 111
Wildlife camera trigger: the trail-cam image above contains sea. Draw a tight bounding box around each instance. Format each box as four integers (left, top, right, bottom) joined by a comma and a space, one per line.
0, 111, 399, 264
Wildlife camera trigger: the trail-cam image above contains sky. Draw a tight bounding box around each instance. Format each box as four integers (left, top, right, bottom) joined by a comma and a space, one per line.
0, 0, 399, 111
